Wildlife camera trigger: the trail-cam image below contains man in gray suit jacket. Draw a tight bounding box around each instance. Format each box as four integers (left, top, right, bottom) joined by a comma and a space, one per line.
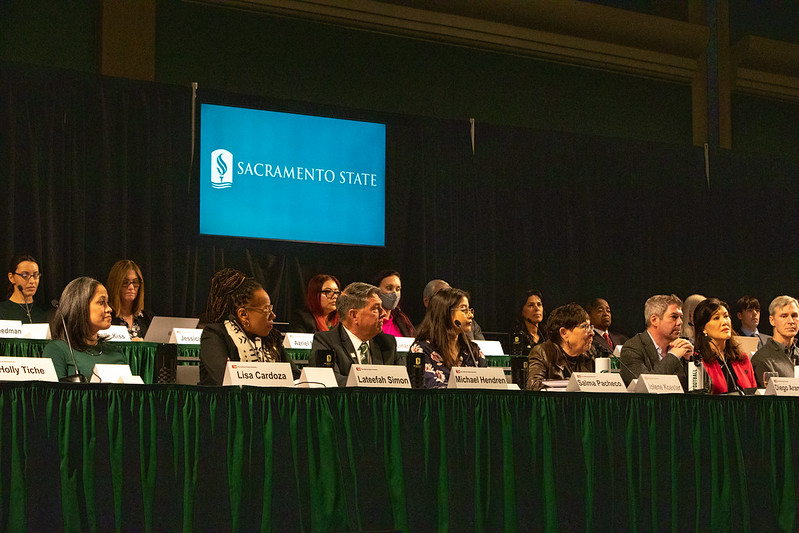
620, 294, 693, 390
309, 282, 401, 386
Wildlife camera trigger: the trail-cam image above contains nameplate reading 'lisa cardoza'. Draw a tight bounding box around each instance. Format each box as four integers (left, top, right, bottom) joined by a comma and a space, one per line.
633, 374, 684, 394
448, 366, 509, 389
99, 325, 131, 342
282, 333, 314, 350
169, 328, 202, 344
765, 377, 799, 396
0, 356, 58, 382
0, 320, 23, 338
565, 372, 627, 393
346, 364, 411, 388
223, 362, 294, 387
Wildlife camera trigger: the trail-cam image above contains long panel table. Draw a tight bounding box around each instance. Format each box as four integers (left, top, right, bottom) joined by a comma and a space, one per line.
0, 382, 796, 532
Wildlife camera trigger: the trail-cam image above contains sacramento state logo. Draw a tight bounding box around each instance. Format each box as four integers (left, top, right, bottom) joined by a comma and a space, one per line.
211, 149, 233, 189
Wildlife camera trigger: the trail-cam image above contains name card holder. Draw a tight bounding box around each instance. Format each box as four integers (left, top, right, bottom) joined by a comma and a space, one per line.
297, 367, 338, 388
99, 325, 131, 342
20, 323, 50, 340
168, 328, 203, 344
0, 320, 23, 338
282, 332, 314, 350
90, 364, 144, 384
764, 377, 799, 396
565, 372, 627, 393
633, 374, 684, 394
474, 340, 504, 356
222, 362, 294, 387
346, 364, 411, 388
448, 366, 509, 389
395, 336, 414, 353
0, 356, 58, 382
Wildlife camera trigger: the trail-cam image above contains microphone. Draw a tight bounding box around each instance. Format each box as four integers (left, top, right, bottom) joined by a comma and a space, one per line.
718, 355, 744, 395
17, 285, 33, 323
454, 319, 478, 367
51, 299, 88, 383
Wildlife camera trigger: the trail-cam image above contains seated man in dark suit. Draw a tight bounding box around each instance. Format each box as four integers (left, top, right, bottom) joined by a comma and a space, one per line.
309, 282, 401, 386
586, 297, 628, 357
620, 294, 693, 389
734, 295, 771, 350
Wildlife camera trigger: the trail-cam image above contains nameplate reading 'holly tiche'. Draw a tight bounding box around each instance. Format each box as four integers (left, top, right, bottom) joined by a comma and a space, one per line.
282, 333, 314, 350
0, 356, 58, 382
765, 377, 799, 396
448, 366, 510, 390
168, 328, 203, 344
223, 362, 294, 387
633, 373, 684, 394
345, 364, 411, 388
565, 372, 627, 393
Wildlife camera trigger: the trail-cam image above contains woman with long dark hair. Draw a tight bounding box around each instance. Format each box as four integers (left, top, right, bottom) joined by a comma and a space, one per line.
509, 289, 546, 354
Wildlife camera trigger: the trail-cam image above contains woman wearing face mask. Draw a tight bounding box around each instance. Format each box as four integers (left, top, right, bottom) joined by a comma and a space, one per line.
372, 269, 415, 338
0, 254, 50, 323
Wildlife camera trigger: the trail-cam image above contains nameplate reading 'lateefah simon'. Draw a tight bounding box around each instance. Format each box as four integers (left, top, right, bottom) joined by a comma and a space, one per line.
0, 356, 58, 382
765, 377, 799, 396
565, 372, 627, 393
448, 366, 509, 390
346, 364, 411, 388
633, 373, 684, 394
223, 362, 294, 387
282, 333, 314, 350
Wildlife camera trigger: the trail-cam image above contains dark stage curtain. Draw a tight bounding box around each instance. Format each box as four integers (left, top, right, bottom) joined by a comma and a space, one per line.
1, 383, 798, 531
2, 63, 799, 339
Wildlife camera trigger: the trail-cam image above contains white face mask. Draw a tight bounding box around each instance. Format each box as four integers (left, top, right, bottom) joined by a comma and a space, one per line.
379, 291, 400, 311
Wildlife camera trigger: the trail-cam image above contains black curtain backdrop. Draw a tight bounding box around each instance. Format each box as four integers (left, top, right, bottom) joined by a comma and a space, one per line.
2, 63, 798, 339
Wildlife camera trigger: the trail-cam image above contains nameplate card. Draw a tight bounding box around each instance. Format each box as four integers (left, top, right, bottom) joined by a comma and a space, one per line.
0, 320, 23, 338
565, 372, 627, 393
474, 340, 504, 356
395, 336, 414, 352
448, 366, 509, 389
20, 323, 50, 340
0, 356, 58, 382
90, 364, 143, 384
297, 367, 338, 388
282, 332, 313, 349
633, 374, 684, 394
222, 362, 294, 387
346, 364, 411, 388
99, 325, 131, 342
168, 328, 202, 344
764, 377, 799, 396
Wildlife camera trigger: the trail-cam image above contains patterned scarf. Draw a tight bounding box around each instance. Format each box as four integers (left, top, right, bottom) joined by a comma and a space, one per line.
223, 319, 277, 363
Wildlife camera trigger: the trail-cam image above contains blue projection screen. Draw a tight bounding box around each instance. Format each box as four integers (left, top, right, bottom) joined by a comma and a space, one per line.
200, 103, 386, 246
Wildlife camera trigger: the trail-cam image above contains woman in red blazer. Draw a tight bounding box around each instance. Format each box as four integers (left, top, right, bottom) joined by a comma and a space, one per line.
693, 297, 757, 394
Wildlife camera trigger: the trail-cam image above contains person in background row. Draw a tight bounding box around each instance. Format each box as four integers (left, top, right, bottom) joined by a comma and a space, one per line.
107, 259, 153, 340
679, 293, 705, 343
751, 295, 799, 386
43, 277, 126, 380
692, 297, 756, 394
421, 279, 485, 340
620, 294, 692, 389
0, 254, 49, 323
411, 287, 486, 389
509, 289, 546, 355
288, 274, 341, 333
527, 303, 595, 391
309, 282, 400, 387
586, 297, 627, 357
372, 269, 415, 337
734, 295, 770, 350
200, 268, 299, 386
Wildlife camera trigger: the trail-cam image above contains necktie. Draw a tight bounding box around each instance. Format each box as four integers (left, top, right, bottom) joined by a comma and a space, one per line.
604, 332, 613, 351
358, 342, 369, 363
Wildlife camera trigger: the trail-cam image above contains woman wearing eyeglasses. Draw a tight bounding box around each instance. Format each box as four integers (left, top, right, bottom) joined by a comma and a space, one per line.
0, 254, 49, 323
106, 260, 154, 341
288, 274, 341, 333
409, 287, 486, 388
200, 268, 299, 385
527, 303, 596, 390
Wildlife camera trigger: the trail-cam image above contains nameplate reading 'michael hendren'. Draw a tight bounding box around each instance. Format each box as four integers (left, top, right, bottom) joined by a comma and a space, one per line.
346, 364, 411, 388
565, 372, 627, 393
282, 333, 314, 350
0, 356, 58, 382
765, 377, 799, 396
448, 367, 509, 390
633, 373, 684, 394
223, 362, 294, 387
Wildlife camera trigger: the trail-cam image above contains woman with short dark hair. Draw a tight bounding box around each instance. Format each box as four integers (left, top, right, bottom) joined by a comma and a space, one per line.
527, 303, 595, 390
0, 254, 49, 323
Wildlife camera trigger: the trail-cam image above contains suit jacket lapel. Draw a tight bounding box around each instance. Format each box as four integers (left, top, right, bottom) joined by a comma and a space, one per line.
642, 333, 661, 369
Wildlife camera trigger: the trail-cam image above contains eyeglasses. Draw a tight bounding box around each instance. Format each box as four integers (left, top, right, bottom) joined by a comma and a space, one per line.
14, 272, 41, 281
576, 322, 592, 331
321, 289, 341, 298
123, 279, 142, 288
245, 305, 274, 315
451, 306, 475, 316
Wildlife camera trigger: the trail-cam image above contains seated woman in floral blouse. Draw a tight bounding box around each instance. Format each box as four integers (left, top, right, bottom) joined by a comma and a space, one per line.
409, 287, 486, 388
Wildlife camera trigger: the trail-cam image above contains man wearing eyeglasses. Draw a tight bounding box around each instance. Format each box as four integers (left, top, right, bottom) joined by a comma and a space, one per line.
0, 255, 50, 323
619, 294, 692, 389
309, 282, 401, 386
422, 279, 485, 340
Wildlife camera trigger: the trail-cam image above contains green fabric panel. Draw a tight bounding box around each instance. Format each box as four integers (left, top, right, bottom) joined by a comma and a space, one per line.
0, 339, 48, 357
138, 392, 157, 532
108, 391, 124, 531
